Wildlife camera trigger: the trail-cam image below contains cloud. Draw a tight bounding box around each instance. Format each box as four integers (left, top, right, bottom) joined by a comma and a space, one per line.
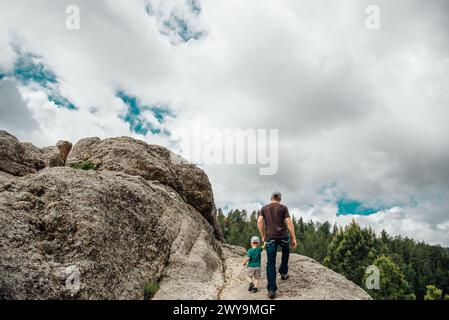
0, 0, 448, 245
0, 78, 38, 138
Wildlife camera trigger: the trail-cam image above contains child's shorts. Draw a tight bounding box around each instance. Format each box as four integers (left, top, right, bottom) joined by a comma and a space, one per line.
247, 267, 261, 279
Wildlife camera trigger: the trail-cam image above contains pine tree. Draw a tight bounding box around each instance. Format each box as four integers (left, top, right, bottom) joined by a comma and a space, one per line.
424, 285, 443, 300
332, 223, 339, 236
323, 220, 379, 285
364, 255, 414, 300
217, 208, 226, 240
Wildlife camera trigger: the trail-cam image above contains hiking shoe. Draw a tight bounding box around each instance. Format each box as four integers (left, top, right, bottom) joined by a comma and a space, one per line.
268, 291, 276, 299
281, 274, 289, 281
252, 288, 259, 293
248, 282, 254, 291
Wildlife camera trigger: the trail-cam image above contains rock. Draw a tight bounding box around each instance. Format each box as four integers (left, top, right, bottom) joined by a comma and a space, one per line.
56, 141, 72, 164
0, 171, 15, 184
65, 137, 100, 162
0, 168, 222, 299
40, 141, 72, 168
218, 244, 372, 300
0, 130, 45, 176
41, 146, 65, 167
0, 131, 72, 176
153, 229, 224, 300
66, 136, 222, 239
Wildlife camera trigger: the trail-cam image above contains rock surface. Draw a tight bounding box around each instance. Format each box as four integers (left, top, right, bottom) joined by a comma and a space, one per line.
218, 244, 372, 300
56, 141, 73, 165
0, 171, 14, 184
0, 130, 72, 176
66, 136, 222, 240
40, 141, 73, 168
0, 167, 222, 299
0, 130, 371, 300
0, 130, 45, 176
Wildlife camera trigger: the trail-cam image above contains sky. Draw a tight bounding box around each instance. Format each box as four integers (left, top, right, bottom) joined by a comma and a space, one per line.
1, 0, 449, 246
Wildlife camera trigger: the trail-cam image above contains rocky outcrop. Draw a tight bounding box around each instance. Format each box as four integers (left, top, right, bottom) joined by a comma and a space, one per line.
0, 168, 222, 299
0, 130, 72, 175
0, 130, 370, 300
56, 141, 73, 165
0, 130, 46, 176
66, 136, 222, 240
41, 141, 73, 168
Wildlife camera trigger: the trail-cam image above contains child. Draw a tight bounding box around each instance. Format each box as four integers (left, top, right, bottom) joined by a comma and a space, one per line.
243, 236, 265, 293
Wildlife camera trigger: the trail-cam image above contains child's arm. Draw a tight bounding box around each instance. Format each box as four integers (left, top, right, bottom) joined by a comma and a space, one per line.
261, 242, 266, 250
243, 257, 250, 266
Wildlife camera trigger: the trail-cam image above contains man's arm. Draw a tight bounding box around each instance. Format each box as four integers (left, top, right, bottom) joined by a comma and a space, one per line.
257, 215, 265, 242
285, 217, 297, 249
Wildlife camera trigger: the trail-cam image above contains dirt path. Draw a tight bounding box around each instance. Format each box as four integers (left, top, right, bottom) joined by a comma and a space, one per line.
219, 244, 302, 300
218, 244, 371, 300
220, 252, 289, 300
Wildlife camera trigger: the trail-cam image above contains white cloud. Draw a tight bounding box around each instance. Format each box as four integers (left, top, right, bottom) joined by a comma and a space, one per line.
0, 79, 39, 140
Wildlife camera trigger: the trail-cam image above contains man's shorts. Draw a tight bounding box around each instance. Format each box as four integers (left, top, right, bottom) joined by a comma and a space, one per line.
247, 267, 262, 279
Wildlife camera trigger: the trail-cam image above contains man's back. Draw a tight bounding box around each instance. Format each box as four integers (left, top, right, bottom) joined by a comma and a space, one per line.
259, 202, 290, 239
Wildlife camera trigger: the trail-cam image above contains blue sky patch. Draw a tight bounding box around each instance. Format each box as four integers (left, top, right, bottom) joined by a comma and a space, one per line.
188, 0, 202, 15
163, 15, 204, 42
145, 3, 153, 15
11, 51, 76, 110
336, 198, 383, 216
47, 92, 76, 110
13, 53, 57, 87
316, 183, 390, 216
146, 0, 205, 43
116, 90, 171, 136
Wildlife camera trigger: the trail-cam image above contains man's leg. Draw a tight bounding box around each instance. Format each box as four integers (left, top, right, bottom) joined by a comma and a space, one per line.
279, 239, 290, 276
266, 241, 278, 292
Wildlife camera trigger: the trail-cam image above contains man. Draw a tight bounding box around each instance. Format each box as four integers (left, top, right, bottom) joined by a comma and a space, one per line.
258, 191, 297, 299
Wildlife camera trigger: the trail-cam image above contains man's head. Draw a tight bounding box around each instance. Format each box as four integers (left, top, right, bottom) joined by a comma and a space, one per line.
271, 191, 282, 202
251, 236, 261, 248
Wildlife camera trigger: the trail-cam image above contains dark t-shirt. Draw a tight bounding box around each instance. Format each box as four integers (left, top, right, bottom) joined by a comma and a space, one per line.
259, 202, 290, 239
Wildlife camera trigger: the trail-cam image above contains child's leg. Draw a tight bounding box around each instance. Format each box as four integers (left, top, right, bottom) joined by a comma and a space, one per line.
254, 278, 260, 289
247, 273, 255, 291
254, 268, 261, 288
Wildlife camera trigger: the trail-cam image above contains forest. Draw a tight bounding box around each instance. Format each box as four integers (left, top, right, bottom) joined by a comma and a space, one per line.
217, 209, 449, 300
